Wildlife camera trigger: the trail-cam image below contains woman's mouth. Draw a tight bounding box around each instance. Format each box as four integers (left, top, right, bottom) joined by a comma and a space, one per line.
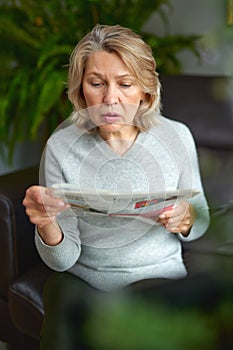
101, 113, 122, 124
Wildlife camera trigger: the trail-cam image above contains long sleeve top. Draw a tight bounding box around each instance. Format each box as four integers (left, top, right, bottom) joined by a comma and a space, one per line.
35, 115, 210, 291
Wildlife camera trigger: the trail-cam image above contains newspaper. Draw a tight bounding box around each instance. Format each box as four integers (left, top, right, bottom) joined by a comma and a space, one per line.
51, 184, 199, 223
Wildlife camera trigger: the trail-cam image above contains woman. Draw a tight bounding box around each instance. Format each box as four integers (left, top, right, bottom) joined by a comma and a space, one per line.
23, 24, 209, 348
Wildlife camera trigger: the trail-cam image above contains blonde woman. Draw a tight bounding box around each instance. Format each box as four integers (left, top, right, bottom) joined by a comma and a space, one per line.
23, 24, 209, 349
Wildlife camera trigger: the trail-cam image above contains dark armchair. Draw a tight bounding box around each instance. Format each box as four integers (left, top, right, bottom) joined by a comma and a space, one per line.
0, 166, 51, 350
0, 75, 232, 350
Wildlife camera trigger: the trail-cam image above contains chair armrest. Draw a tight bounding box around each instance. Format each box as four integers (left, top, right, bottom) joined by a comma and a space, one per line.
0, 191, 42, 300
0, 194, 17, 299
0, 166, 42, 300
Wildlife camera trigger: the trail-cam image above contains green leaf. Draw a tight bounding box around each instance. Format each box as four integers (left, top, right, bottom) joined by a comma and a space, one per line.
30, 71, 66, 137
0, 18, 40, 49
37, 44, 73, 69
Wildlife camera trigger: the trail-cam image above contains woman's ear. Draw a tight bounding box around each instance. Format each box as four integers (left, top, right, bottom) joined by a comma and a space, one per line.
140, 92, 147, 105
140, 92, 146, 104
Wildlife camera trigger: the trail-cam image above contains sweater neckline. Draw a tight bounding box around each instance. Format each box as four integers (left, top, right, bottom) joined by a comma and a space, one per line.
94, 130, 147, 158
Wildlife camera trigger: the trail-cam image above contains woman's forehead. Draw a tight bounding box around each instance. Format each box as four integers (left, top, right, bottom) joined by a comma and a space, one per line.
84, 51, 135, 78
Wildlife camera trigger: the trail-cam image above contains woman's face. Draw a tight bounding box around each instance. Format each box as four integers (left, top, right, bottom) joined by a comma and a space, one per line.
82, 50, 145, 135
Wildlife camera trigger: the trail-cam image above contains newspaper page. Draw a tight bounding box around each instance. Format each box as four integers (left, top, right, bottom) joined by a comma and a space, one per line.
51, 184, 199, 223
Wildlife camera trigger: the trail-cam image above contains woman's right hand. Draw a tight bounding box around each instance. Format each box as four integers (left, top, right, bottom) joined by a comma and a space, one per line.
23, 186, 70, 245
23, 185, 69, 228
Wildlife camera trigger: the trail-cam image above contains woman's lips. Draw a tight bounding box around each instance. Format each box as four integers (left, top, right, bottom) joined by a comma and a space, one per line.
101, 113, 122, 123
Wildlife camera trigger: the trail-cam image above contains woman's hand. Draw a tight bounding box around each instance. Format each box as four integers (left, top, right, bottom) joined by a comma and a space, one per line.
157, 201, 196, 237
23, 186, 70, 245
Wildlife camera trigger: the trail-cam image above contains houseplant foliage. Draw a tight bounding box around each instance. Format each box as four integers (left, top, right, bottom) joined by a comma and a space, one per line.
0, 0, 201, 161
82, 294, 232, 350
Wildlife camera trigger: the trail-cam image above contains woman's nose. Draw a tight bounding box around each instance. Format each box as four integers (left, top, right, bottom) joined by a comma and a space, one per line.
103, 85, 119, 105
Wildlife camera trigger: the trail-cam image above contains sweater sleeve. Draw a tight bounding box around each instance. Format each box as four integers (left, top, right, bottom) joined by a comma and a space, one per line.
175, 123, 210, 242
35, 132, 82, 271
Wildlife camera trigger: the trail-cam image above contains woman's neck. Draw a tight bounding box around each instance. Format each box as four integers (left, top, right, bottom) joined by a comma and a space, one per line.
98, 125, 140, 156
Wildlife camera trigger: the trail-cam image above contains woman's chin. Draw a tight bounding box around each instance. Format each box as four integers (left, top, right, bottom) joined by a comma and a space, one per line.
98, 123, 122, 134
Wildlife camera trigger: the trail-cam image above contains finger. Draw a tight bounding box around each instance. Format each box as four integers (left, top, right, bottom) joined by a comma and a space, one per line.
166, 217, 192, 232
25, 206, 65, 219
42, 191, 67, 208
157, 202, 185, 219
168, 223, 191, 235
167, 213, 190, 226
158, 209, 173, 220
24, 186, 67, 211
161, 202, 190, 224
156, 217, 169, 226
28, 214, 57, 227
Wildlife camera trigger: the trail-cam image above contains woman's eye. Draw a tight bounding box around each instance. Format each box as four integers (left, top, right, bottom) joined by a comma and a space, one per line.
120, 84, 131, 88
91, 82, 102, 87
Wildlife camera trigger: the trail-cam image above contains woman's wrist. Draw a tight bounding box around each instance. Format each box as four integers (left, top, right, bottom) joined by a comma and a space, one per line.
37, 222, 63, 246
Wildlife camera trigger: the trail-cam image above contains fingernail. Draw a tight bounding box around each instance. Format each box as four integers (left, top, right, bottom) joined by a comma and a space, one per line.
159, 214, 165, 219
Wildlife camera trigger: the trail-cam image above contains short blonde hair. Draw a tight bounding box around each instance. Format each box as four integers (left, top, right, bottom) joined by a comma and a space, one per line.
68, 24, 161, 131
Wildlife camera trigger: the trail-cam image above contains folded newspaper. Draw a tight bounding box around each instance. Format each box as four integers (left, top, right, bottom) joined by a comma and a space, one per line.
52, 184, 199, 223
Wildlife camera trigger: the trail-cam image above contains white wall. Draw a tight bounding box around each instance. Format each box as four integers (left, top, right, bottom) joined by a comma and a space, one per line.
144, 0, 233, 76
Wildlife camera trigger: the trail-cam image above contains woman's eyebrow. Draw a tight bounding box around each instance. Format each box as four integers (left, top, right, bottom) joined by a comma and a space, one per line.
87, 72, 134, 79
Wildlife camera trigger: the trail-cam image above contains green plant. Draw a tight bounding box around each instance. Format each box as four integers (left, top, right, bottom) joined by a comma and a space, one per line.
82, 295, 218, 350
82, 294, 233, 350
0, 0, 201, 161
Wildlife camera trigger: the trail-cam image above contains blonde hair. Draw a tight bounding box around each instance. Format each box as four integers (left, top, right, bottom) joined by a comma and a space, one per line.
68, 24, 161, 131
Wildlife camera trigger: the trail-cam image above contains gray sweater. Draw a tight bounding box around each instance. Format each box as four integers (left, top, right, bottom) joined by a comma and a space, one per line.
35, 115, 210, 291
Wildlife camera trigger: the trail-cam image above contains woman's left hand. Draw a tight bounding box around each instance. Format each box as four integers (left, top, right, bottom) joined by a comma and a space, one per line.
156, 201, 196, 237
